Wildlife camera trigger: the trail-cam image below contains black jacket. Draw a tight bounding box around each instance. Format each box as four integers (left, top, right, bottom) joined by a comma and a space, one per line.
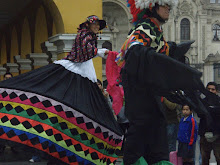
199, 91, 220, 136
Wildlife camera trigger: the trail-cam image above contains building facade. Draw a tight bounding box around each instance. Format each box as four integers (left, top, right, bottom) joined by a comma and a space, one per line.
0, 0, 105, 80
164, 0, 220, 86
103, 0, 220, 86
1, 0, 220, 86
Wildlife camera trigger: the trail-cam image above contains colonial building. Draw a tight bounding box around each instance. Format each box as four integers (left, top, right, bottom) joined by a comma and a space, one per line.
103, 0, 220, 86
1, 0, 220, 86
165, 0, 220, 86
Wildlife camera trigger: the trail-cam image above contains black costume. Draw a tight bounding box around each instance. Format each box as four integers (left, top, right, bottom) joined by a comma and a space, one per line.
117, 17, 204, 165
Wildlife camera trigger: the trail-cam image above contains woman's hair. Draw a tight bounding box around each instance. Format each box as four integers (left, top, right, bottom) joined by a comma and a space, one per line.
78, 22, 90, 30
97, 79, 102, 86
4, 72, 13, 78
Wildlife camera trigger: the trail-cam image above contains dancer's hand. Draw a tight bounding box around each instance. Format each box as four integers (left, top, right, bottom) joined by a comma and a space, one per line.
105, 50, 109, 55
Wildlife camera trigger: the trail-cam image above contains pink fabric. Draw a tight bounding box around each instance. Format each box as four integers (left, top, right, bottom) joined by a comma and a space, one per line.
169, 151, 182, 165
106, 51, 124, 115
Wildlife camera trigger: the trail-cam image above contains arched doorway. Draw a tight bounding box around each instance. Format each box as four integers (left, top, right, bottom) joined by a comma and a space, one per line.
103, 1, 130, 51
42, 0, 64, 34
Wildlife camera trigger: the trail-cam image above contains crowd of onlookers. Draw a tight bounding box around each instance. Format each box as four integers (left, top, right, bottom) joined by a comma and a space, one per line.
99, 79, 220, 165
164, 81, 220, 165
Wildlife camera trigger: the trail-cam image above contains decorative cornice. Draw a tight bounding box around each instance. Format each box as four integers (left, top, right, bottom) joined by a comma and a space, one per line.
0, 66, 6, 75
176, 1, 194, 19
14, 55, 32, 70
27, 53, 49, 66
48, 33, 111, 54
41, 41, 58, 62
204, 52, 220, 63
4, 63, 19, 73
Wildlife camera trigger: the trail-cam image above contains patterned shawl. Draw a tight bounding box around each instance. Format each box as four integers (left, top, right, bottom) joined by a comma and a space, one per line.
65, 29, 98, 62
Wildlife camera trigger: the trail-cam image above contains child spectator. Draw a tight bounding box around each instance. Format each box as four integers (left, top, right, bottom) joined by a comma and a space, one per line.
177, 104, 198, 165
97, 79, 117, 120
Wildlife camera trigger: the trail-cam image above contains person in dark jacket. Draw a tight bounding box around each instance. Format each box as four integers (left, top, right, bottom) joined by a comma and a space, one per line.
163, 97, 181, 153
177, 104, 198, 165
199, 82, 220, 165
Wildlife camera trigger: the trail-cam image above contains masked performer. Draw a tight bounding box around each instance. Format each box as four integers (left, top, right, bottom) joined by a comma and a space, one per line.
0, 15, 123, 165
114, 0, 207, 165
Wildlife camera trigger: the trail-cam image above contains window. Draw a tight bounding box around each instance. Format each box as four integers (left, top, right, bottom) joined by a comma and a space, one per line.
213, 24, 220, 41
181, 18, 190, 41
210, 0, 216, 3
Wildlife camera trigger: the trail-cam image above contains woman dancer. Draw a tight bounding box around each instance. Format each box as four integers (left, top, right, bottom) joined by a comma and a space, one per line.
0, 15, 123, 165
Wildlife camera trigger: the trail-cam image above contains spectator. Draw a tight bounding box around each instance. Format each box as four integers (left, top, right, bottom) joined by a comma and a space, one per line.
177, 104, 198, 165
199, 82, 220, 165
163, 97, 181, 153
4, 72, 13, 80
97, 79, 110, 101
97, 79, 117, 120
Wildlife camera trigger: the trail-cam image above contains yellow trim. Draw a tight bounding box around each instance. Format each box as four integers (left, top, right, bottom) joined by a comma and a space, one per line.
10, 27, 18, 63
35, 6, 48, 53
0, 119, 114, 165
21, 18, 31, 59
0, 36, 7, 65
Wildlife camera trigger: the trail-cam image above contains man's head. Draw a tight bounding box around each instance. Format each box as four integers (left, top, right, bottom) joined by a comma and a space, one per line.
206, 82, 218, 94
4, 72, 13, 80
128, 0, 175, 24
145, 3, 171, 25
155, 4, 171, 22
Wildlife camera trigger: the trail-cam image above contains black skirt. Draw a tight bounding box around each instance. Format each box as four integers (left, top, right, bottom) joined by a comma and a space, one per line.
0, 60, 123, 164
177, 142, 195, 159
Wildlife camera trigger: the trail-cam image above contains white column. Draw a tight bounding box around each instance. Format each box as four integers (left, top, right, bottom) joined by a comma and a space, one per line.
27, 53, 49, 69
41, 41, 58, 62
0, 66, 6, 78
203, 63, 214, 86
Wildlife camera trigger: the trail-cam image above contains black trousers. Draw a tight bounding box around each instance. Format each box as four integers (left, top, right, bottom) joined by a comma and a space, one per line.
123, 87, 169, 165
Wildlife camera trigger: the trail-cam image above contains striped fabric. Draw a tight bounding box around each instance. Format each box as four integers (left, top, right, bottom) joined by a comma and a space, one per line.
0, 62, 123, 165
0, 88, 122, 164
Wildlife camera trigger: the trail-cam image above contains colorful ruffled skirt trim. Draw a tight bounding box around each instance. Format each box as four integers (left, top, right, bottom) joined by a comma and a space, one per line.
0, 60, 123, 164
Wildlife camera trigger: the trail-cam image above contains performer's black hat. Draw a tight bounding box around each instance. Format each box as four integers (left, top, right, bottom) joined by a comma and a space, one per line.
79, 15, 106, 30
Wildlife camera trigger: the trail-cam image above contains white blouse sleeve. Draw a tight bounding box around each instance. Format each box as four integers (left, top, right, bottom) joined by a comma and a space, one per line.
96, 48, 108, 59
